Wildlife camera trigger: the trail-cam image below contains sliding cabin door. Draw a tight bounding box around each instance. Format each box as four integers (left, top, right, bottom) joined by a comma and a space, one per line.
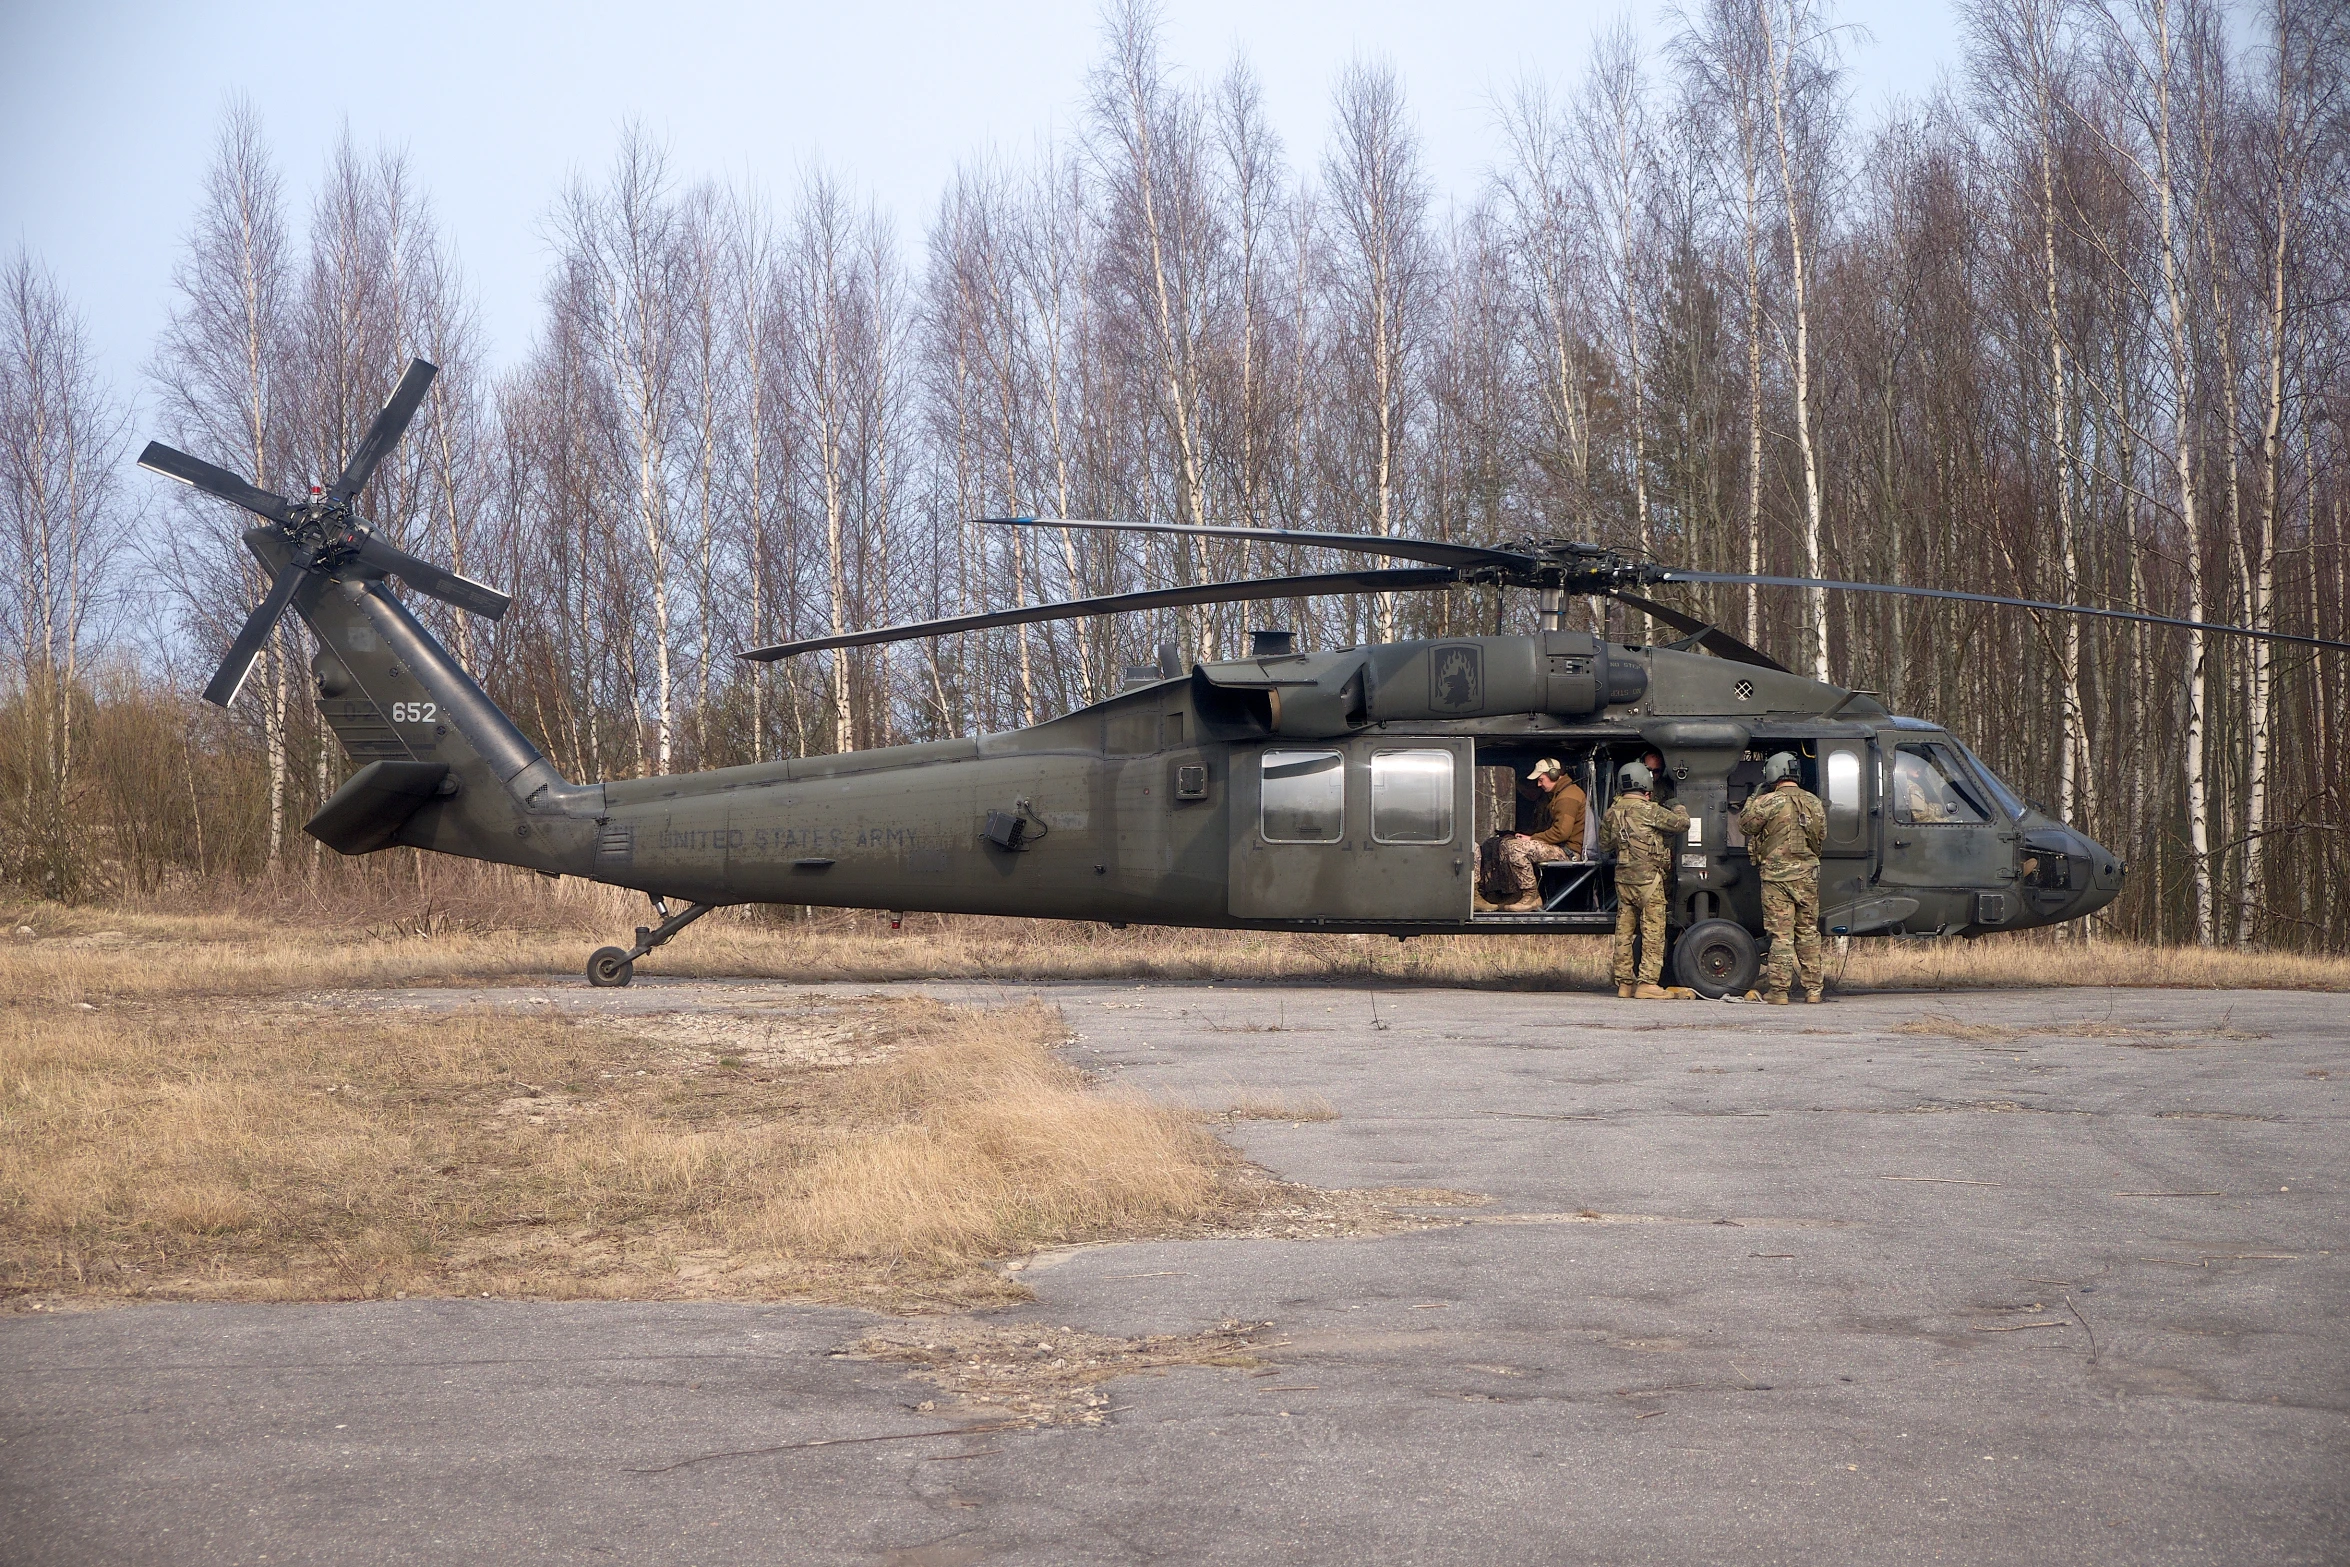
1229, 740, 1472, 920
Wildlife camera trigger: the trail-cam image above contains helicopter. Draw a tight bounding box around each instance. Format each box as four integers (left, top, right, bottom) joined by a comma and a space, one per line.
141, 359, 2349, 995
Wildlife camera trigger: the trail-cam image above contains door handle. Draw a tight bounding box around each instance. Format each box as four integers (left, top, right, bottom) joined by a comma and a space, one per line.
1893, 837, 1913, 848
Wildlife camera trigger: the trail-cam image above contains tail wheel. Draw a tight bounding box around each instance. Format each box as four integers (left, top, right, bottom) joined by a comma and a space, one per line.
1672, 918, 1758, 999
586, 946, 635, 988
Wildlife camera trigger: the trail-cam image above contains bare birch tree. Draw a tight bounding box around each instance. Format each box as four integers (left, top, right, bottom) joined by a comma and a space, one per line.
0, 253, 127, 896
2095, 0, 2217, 940
1326, 58, 1432, 644
559, 130, 683, 774
151, 101, 295, 859
1758, 0, 1838, 681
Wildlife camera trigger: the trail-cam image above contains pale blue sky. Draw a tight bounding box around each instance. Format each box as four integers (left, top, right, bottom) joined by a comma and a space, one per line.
1, 0, 1963, 405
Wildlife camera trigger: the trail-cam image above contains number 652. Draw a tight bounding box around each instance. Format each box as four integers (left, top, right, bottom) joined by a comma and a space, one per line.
391, 700, 438, 724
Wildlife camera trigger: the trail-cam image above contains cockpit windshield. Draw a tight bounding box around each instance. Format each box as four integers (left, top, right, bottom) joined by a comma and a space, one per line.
1955, 743, 2027, 819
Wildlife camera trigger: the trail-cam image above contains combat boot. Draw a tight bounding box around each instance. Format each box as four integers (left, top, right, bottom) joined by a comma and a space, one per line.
1765, 992, 1790, 1005
1617, 983, 1635, 999
1634, 983, 1671, 1000
1803, 988, 1824, 1003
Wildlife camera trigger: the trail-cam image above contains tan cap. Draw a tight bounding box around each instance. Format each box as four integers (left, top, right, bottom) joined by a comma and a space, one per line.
1526, 758, 1564, 783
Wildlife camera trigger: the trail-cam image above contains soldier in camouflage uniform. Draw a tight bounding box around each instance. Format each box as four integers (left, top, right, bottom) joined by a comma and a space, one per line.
1738, 752, 1828, 1003
1600, 761, 1690, 999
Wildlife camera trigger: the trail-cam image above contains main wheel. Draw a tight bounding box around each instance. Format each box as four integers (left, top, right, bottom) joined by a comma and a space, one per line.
586, 946, 635, 988
1672, 918, 1759, 999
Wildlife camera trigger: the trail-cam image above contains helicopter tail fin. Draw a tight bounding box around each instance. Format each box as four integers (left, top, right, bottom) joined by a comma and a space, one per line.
283, 543, 600, 873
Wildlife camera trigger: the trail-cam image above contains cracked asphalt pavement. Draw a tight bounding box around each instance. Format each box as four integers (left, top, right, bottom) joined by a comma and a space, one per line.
4, 980, 2344, 1565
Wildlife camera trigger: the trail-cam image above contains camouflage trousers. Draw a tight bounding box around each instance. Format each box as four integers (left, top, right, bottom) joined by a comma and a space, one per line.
1613, 878, 1670, 986
1760, 877, 1823, 996
1484, 834, 1568, 901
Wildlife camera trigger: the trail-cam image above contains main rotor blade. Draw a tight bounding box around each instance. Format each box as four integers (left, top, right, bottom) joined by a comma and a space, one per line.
1663, 572, 2350, 653
330, 358, 437, 501
741, 567, 1463, 661
1607, 590, 1790, 672
137, 442, 291, 524
346, 529, 512, 620
983, 516, 1535, 574
202, 561, 307, 708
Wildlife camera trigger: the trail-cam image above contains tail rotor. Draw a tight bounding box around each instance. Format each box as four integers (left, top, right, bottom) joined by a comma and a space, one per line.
139, 358, 512, 709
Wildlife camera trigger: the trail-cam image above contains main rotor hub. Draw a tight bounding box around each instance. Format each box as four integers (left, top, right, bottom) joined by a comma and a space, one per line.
1499, 542, 1670, 596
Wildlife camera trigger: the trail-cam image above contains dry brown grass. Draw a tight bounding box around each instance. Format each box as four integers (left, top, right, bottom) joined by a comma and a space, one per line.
850, 1318, 1271, 1427
1833, 933, 2350, 992
0, 984, 1297, 1311
11, 889, 2347, 1001
0, 896, 1493, 1312
1195, 1092, 1341, 1124
1891, 1013, 2265, 1048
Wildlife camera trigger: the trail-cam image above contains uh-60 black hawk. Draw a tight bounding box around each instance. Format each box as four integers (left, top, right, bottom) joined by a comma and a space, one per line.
144, 360, 2347, 994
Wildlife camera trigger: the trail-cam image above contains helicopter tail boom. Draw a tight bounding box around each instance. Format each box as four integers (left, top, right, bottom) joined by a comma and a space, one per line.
278, 529, 602, 874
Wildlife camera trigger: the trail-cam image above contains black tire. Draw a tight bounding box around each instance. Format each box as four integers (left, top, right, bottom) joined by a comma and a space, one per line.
1673, 918, 1759, 999
586, 946, 635, 988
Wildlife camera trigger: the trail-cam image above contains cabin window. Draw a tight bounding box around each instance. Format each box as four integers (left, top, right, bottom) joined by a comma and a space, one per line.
1370, 749, 1454, 844
1261, 749, 1345, 842
1893, 744, 1989, 825
1824, 748, 1863, 842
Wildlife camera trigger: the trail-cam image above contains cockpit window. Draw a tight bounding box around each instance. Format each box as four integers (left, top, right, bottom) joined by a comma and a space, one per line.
1892, 744, 1989, 826
1955, 743, 2028, 819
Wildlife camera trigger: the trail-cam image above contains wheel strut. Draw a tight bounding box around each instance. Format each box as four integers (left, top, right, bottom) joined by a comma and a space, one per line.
586, 896, 718, 988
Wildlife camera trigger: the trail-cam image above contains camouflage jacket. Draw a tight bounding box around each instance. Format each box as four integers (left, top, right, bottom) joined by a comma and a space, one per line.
1601, 795, 1690, 887
1739, 784, 1827, 882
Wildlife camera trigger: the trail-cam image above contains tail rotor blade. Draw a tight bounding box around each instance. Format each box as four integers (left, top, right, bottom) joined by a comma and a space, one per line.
330, 359, 437, 501
347, 529, 511, 620
202, 562, 307, 708
138, 443, 291, 524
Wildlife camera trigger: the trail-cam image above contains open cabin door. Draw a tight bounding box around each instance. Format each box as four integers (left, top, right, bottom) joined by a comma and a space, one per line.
1230, 739, 1473, 920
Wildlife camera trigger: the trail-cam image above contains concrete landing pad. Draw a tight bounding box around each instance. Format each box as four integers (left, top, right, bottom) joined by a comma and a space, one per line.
4, 982, 2344, 1564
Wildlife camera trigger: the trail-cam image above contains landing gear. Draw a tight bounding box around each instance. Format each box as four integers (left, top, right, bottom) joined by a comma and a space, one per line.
1672, 918, 1759, 999
583, 896, 717, 988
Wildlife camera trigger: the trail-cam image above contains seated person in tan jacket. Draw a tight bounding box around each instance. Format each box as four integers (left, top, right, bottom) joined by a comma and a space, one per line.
1481, 758, 1587, 911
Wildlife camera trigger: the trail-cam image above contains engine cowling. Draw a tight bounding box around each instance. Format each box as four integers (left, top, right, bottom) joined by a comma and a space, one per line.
1195, 633, 1648, 737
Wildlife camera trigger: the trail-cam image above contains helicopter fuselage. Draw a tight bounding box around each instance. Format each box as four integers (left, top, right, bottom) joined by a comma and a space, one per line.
305, 579, 2120, 995
577, 659, 2121, 941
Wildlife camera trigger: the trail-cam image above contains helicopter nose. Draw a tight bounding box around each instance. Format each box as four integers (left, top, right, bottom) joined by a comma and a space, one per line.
2074, 836, 2125, 920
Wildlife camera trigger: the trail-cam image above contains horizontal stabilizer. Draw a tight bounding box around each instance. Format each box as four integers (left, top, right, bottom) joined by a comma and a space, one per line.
305, 760, 451, 856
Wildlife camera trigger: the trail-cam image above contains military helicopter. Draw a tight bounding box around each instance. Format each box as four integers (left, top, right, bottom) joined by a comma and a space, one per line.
143, 360, 2347, 994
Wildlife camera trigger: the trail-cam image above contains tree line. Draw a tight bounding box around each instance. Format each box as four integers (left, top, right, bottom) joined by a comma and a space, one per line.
2, 0, 2345, 948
